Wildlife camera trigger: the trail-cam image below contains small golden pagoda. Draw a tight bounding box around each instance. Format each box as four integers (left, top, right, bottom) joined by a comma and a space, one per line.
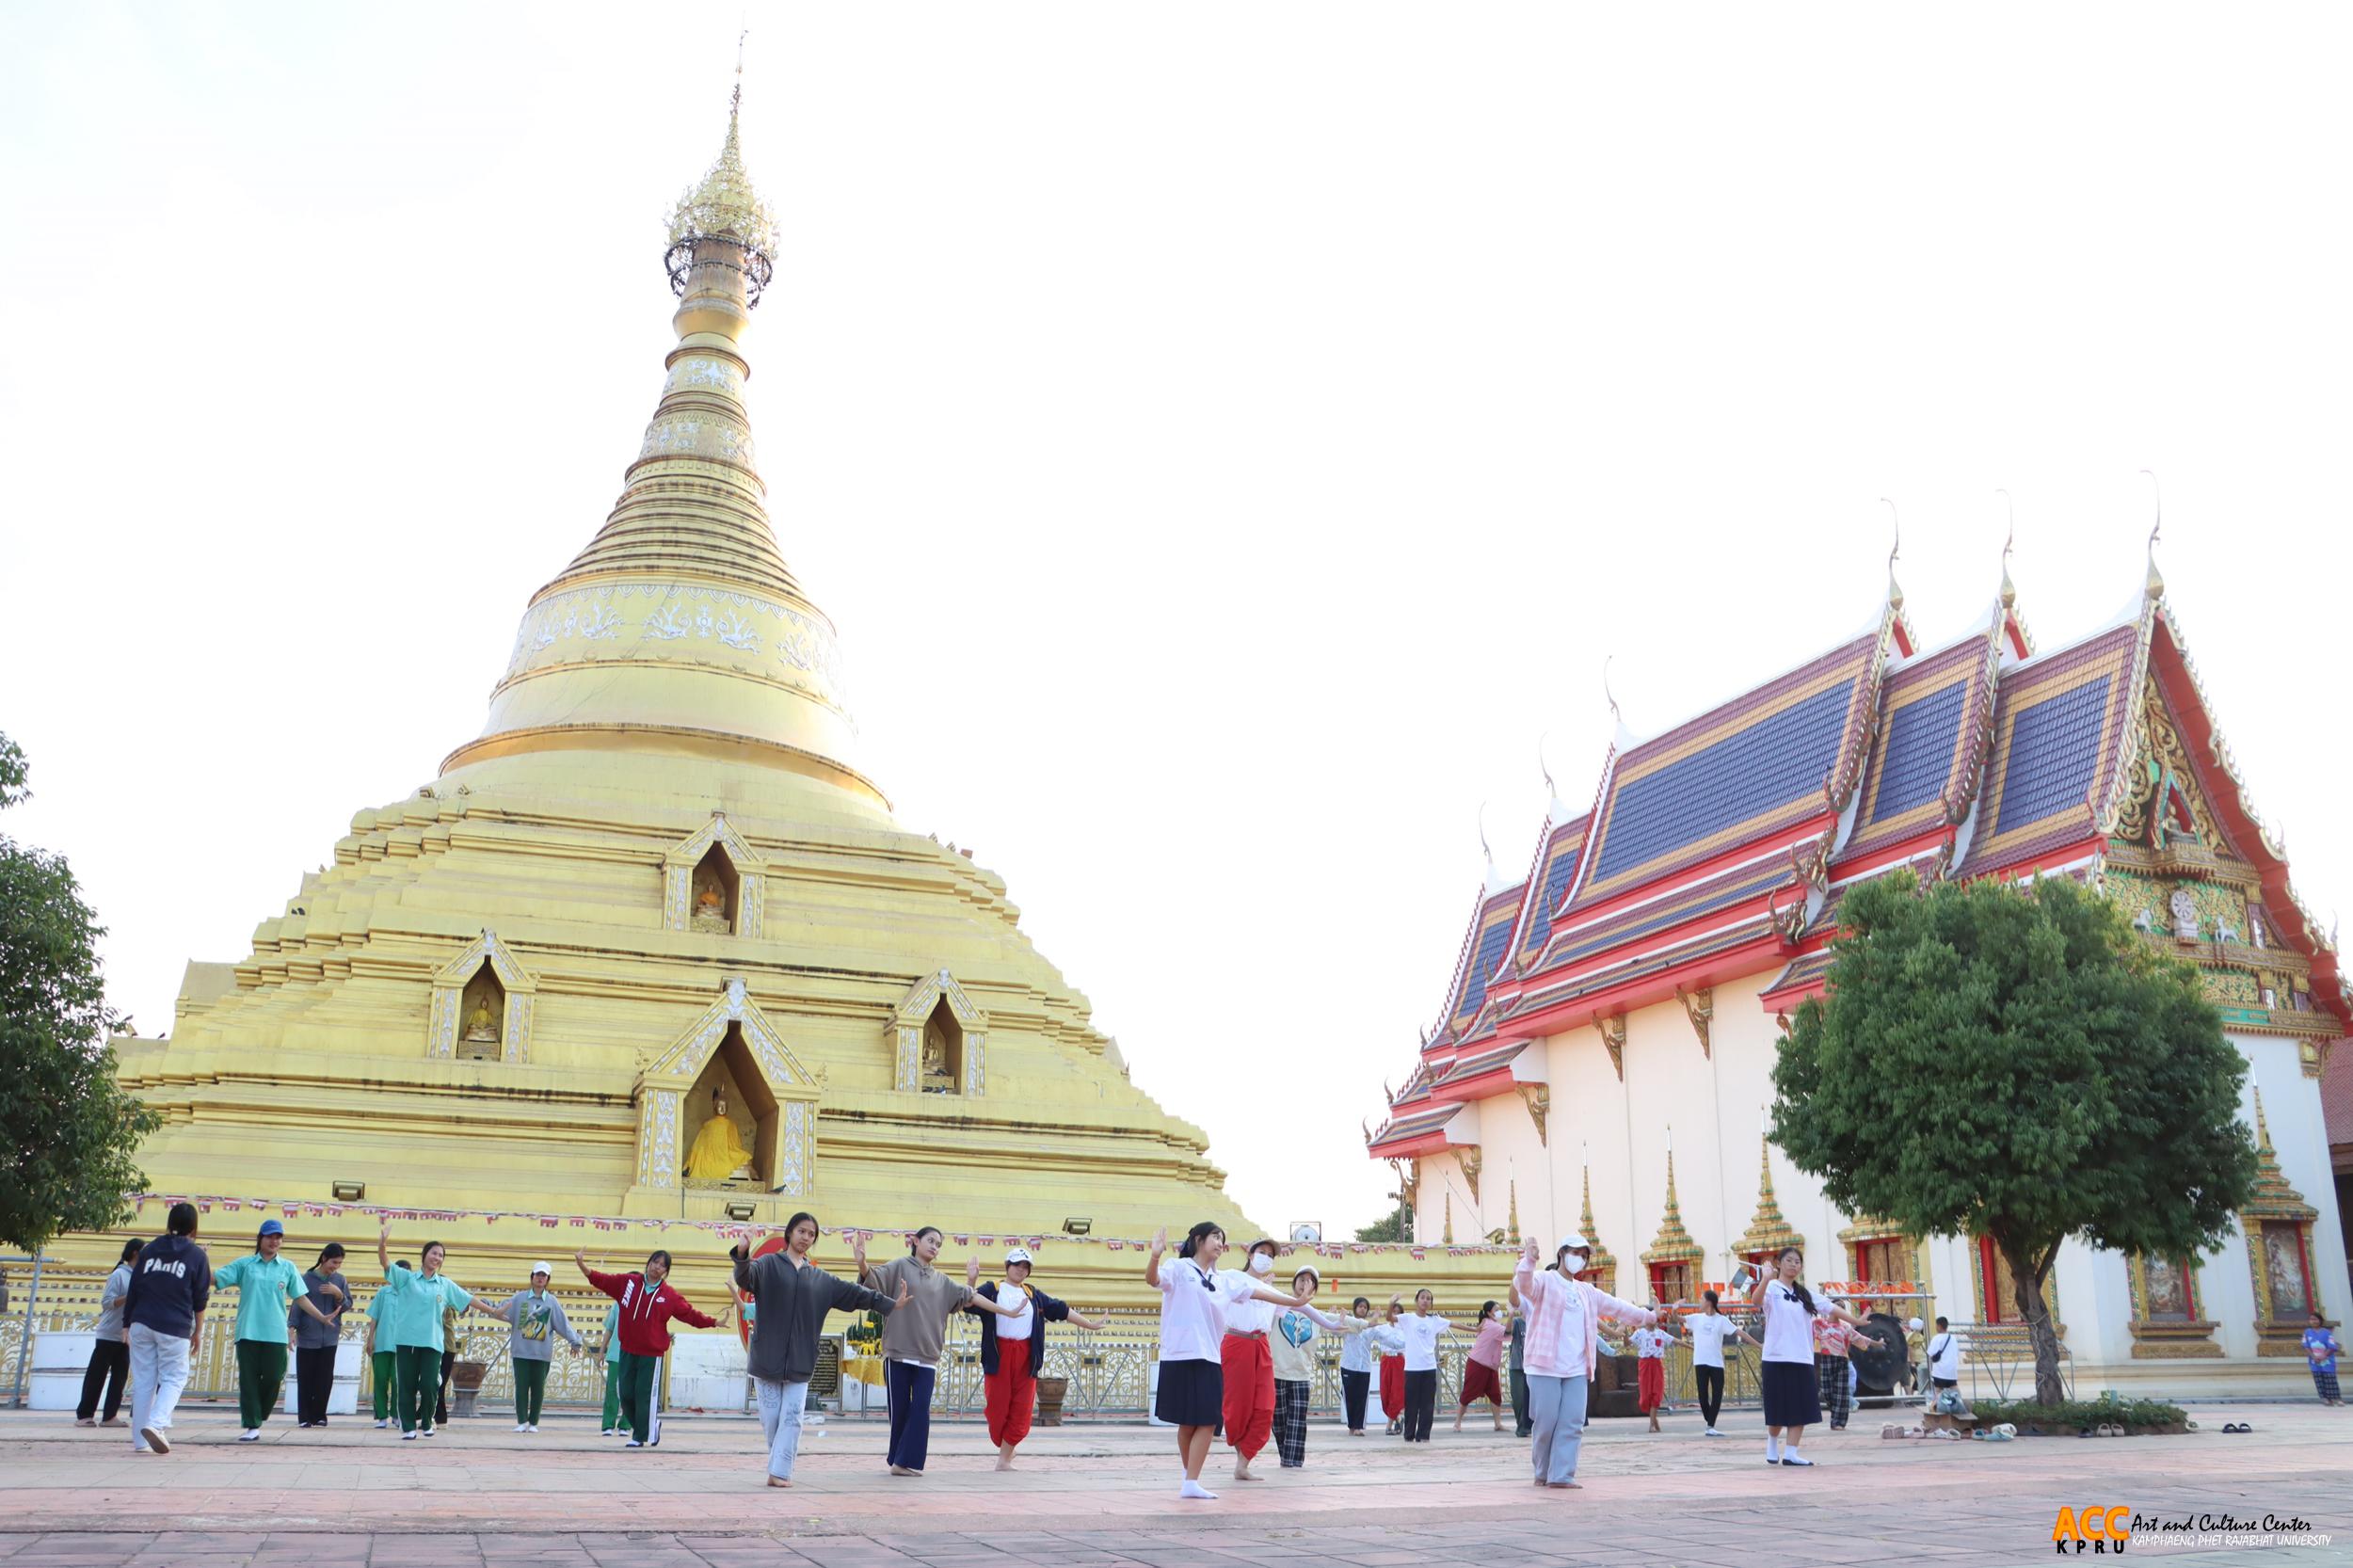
100, 82, 1289, 1299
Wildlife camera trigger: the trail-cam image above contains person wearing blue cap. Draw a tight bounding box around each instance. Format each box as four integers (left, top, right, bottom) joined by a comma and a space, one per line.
212, 1218, 310, 1440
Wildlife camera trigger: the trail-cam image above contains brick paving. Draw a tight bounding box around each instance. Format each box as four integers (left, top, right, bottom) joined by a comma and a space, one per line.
0, 1401, 2345, 1565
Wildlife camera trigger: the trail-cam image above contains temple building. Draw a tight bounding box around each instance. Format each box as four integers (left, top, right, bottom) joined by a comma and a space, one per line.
1368, 547, 2351, 1392
76, 87, 1341, 1308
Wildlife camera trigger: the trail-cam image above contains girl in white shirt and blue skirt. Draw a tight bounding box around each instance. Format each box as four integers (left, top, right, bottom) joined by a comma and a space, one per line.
1748, 1245, 1871, 1466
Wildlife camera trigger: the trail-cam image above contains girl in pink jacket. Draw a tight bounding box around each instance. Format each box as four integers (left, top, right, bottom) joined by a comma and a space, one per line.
1511, 1234, 1656, 1489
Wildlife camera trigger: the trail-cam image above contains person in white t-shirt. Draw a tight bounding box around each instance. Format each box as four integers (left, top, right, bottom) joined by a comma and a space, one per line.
1145, 1223, 1306, 1501
1397, 1288, 1456, 1443
1747, 1245, 1872, 1467
1681, 1288, 1758, 1437
1925, 1315, 1961, 1390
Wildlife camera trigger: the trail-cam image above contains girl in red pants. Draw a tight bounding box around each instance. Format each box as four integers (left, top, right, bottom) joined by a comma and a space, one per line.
966, 1247, 1108, 1470
1376, 1296, 1408, 1433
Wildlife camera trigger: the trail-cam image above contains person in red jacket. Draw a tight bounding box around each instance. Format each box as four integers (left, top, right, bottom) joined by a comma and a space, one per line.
574, 1246, 720, 1447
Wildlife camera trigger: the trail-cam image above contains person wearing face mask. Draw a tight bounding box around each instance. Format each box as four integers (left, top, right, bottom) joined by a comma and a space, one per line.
1217, 1239, 1289, 1480
1146, 1223, 1308, 1500
575, 1243, 720, 1448
858, 1224, 1025, 1477
1512, 1233, 1657, 1489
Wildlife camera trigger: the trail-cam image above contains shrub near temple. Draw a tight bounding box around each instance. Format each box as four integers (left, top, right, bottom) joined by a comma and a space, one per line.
1773, 872, 2260, 1407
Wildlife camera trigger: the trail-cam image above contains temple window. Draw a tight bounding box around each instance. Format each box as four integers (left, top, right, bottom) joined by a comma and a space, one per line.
2257, 1221, 2314, 1321
920, 998, 963, 1094
1647, 1260, 1693, 1304
2141, 1256, 2197, 1321
690, 845, 740, 935
1973, 1236, 2057, 1327
456, 963, 505, 1062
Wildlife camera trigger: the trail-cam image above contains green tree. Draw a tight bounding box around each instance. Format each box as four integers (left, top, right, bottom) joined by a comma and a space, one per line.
0, 733, 162, 1255
1353, 1190, 1413, 1242
1772, 871, 2258, 1405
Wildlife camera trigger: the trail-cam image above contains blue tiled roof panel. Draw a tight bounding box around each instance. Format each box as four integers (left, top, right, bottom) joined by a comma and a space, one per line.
1518, 836, 1585, 963
1451, 914, 1516, 1027
1545, 863, 1790, 971
1592, 680, 1856, 884
1868, 680, 1968, 824
1994, 674, 2113, 835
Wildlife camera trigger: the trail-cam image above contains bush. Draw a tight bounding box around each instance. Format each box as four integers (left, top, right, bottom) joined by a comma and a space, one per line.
1969, 1394, 2190, 1434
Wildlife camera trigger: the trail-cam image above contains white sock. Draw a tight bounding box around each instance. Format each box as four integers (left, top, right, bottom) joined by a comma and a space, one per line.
1767, 1434, 1782, 1461
1179, 1479, 1219, 1500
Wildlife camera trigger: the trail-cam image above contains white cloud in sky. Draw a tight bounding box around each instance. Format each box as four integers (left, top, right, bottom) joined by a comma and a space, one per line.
3, 3, 2348, 1237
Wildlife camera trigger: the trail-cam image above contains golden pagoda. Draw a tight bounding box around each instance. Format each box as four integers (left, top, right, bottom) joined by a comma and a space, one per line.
96, 82, 1304, 1302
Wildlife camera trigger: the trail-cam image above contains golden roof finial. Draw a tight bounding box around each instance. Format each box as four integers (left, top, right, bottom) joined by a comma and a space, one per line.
1995, 488, 2017, 610
1881, 497, 1904, 612
2140, 469, 2165, 600
666, 30, 780, 304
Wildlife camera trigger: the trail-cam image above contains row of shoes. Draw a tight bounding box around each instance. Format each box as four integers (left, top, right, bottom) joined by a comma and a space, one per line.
2218, 1420, 2254, 1433
2079, 1423, 2131, 1436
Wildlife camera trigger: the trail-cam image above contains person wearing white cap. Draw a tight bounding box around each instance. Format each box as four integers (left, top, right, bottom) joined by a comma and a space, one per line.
1512, 1233, 1657, 1489
488, 1263, 584, 1432
965, 1246, 1110, 1470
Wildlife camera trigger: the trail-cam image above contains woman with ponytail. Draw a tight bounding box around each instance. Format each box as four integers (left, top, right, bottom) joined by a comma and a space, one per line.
1748, 1244, 1871, 1466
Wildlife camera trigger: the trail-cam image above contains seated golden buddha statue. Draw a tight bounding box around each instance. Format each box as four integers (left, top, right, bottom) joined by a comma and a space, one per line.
462, 997, 500, 1044
683, 1084, 754, 1183
691, 876, 731, 934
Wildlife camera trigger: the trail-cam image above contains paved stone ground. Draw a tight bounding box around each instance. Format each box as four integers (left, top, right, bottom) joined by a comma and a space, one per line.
0, 1400, 2345, 1566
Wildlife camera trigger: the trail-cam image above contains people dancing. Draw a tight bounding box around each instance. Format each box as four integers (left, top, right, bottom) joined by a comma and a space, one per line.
1335, 1295, 1380, 1435
1375, 1296, 1408, 1433
858, 1225, 1023, 1477
1748, 1245, 1871, 1466
74, 1240, 141, 1428
732, 1214, 907, 1487
576, 1245, 719, 1448
1397, 1288, 1453, 1442
123, 1202, 211, 1455
965, 1245, 1109, 1471
213, 1218, 308, 1441
1269, 1265, 1354, 1469
1146, 1223, 1307, 1500
1512, 1234, 1657, 1489
1217, 1239, 1290, 1479
291, 1242, 353, 1429
488, 1263, 584, 1432
1684, 1288, 1756, 1437
373, 1221, 473, 1439
1453, 1299, 1509, 1432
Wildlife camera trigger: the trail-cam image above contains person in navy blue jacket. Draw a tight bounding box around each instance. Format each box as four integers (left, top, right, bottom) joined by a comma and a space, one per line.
964, 1247, 1109, 1470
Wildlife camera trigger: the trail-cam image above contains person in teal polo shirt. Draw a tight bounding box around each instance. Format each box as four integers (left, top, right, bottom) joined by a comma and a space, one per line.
373, 1219, 473, 1438
213, 1219, 311, 1440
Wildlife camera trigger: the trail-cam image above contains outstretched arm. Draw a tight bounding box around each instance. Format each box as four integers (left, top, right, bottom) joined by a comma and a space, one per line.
1144, 1226, 1167, 1289
376, 1217, 392, 1277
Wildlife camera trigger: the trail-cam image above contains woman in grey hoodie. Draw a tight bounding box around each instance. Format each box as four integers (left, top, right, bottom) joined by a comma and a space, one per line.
730, 1213, 908, 1488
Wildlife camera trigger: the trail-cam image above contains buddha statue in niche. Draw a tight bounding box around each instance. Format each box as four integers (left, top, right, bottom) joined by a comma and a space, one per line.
920, 1015, 956, 1093
462, 996, 500, 1045
691, 873, 731, 934
683, 1084, 754, 1183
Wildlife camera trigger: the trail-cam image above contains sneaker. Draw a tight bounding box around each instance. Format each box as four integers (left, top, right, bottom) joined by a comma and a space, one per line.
1781, 1453, 1815, 1466
600, 1428, 617, 1436
138, 1427, 169, 1454
514, 1423, 532, 1433
238, 1429, 260, 1442
75, 1417, 96, 1428
1704, 1426, 1724, 1437
419, 1427, 435, 1438
402, 1431, 418, 1441
525, 1423, 538, 1433
374, 1418, 391, 1429
625, 1439, 647, 1448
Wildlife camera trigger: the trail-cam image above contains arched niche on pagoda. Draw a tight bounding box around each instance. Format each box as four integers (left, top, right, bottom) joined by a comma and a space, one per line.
888, 968, 987, 1096
663, 812, 766, 938
426, 929, 538, 1064
635, 977, 818, 1196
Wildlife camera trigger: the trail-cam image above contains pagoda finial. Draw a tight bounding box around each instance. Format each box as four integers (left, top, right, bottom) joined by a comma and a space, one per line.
1443, 1192, 1454, 1245
2140, 469, 2165, 600
1507, 1177, 1521, 1245
666, 37, 780, 306
2253, 1084, 2272, 1150
1881, 497, 1904, 612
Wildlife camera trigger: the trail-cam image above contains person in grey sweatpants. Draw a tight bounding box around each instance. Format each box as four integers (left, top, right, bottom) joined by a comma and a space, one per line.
730, 1214, 906, 1487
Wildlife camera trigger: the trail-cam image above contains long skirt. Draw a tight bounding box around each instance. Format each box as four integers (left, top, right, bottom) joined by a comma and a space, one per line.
1760, 1359, 1821, 1429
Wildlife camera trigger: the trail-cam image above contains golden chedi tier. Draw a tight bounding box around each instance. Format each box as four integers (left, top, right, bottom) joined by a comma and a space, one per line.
102, 89, 1464, 1309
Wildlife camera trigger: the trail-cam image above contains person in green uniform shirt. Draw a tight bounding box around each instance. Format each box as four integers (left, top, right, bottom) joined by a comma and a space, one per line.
212, 1219, 310, 1441
372, 1218, 473, 1438
364, 1262, 409, 1427
488, 1263, 584, 1432
598, 1301, 624, 1435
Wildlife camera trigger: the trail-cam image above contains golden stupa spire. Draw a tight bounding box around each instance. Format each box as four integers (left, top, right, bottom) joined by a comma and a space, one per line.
1442, 1192, 1453, 1245
1506, 1178, 1520, 1245
444, 52, 884, 809
1577, 1164, 1619, 1285
2244, 1087, 2317, 1220
1641, 1147, 1702, 1267
1736, 1132, 1803, 1258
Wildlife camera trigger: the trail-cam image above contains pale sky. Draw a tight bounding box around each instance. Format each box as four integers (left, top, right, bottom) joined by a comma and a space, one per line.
4, 4, 2349, 1238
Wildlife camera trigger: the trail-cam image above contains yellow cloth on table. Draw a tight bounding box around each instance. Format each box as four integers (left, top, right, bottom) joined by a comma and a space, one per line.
840, 1346, 886, 1386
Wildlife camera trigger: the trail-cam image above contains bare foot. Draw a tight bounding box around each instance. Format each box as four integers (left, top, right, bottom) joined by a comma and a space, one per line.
767, 1477, 792, 1488
995, 1457, 1015, 1471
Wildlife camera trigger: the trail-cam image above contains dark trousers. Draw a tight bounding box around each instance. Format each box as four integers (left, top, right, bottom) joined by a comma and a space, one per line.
1510, 1366, 1531, 1435
514, 1357, 550, 1424
1402, 1368, 1438, 1441
393, 1344, 440, 1432
234, 1339, 288, 1429
296, 1345, 337, 1425
1694, 1364, 1725, 1428
1340, 1367, 1370, 1432
616, 1352, 662, 1443
77, 1338, 130, 1421
434, 1348, 456, 1425
885, 1360, 936, 1470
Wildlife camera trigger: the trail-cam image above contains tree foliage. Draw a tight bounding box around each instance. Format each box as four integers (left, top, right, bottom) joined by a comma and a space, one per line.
1773, 871, 2258, 1404
1353, 1201, 1411, 1242
0, 733, 162, 1254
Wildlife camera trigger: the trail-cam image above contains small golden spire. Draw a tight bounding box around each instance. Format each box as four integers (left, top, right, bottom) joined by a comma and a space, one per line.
1443, 1192, 1454, 1245
1507, 1178, 1521, 1245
